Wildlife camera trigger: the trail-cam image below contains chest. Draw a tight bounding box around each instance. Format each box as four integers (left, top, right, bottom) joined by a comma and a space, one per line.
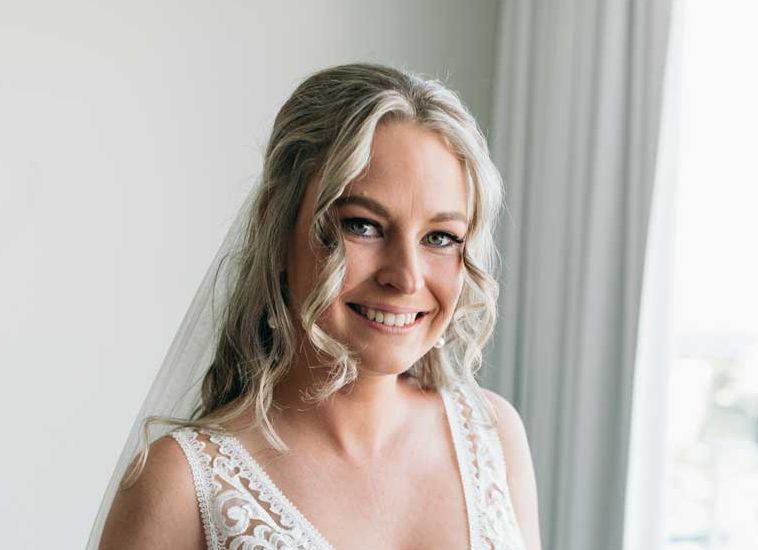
177, 384, 524, 550
254, 442, 470, 550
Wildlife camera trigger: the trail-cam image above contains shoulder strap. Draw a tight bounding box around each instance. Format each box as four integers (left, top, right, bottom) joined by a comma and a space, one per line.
171, 427, 335, 550
443, 381, 527, 550
170, 428, 222, 549
441, 381, 483, 547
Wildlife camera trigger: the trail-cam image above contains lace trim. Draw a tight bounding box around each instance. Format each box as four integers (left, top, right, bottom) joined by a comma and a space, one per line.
171, 427, 333, 550
170, 430, 222, 549
483, 417, 528, 548
209, 433, 336, 550
441, 384, 480, 547
442, 381, 527, 550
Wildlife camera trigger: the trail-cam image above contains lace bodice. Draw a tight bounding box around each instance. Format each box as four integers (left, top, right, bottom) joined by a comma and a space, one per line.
170, 381, 526, 549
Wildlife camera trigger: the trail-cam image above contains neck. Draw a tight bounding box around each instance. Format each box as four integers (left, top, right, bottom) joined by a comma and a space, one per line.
273, 360, 417, 461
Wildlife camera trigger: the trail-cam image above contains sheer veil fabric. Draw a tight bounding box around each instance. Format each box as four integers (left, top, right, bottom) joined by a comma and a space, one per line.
87, 192, 254, 549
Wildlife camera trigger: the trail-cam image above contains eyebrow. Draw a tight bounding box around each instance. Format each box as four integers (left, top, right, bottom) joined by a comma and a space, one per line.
334, 195, 468, 224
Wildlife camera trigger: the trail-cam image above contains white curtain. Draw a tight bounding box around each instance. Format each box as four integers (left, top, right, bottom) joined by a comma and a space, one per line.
623, 0, 684, 547
483, 1, 674, 548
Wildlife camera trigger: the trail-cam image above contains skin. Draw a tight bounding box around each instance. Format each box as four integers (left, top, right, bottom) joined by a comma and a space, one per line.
99, 121, 541, 549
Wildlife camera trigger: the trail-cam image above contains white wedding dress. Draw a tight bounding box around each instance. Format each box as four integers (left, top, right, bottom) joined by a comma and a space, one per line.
170, 379, 527, 550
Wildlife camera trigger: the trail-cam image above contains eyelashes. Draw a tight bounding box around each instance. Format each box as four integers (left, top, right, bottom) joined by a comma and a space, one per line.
340, 217, 466, 249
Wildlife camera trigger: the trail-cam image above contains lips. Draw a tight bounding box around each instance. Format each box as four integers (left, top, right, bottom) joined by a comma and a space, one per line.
347, 303, 428, 318
347, 303, 428, 315
346, 303, 428, 331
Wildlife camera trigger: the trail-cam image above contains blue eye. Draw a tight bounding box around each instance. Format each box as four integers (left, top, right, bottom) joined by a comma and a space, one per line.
341, 218, 381, 238
430, 231, 463, 248
340, 218, 465, 249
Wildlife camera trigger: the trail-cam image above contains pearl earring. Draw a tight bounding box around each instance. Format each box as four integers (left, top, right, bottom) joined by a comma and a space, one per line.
434, 336, 445, 349
267, 310, 278, 329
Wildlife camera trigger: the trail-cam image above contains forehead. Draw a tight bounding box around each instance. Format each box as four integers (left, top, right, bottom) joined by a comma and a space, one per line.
340, 121, 469, 220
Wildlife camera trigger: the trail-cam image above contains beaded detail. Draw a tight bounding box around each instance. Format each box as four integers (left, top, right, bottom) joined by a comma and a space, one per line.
171, 381, 526, 549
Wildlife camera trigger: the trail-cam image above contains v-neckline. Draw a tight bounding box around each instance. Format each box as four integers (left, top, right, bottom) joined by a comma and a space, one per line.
214, 383, 477, 550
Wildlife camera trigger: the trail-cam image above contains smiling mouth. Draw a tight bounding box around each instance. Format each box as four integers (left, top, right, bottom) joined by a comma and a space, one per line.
347, 303, 428, 329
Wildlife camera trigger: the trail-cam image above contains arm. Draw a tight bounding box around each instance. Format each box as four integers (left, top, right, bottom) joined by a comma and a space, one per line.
483, 389, 542, 550
99, 436, 205, 550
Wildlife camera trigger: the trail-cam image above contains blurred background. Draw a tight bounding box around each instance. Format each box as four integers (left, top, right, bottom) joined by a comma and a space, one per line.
0, 1, 755, 549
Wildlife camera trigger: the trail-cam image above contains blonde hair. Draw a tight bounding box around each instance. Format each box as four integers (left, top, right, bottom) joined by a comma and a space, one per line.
122, 62, 503, 488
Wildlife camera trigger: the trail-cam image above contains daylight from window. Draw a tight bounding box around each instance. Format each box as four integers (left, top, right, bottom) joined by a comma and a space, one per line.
664, 1, 758, 548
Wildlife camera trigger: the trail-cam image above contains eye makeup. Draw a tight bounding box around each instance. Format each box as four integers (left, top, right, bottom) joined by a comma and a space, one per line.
340, 217, 466, 249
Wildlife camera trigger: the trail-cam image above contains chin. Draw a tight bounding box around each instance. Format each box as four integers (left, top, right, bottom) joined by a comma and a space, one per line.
319, 312, 431, 374
352, 347, 423, 376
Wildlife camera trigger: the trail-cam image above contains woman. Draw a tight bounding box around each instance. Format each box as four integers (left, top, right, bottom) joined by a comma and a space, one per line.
95, 63, 541, 549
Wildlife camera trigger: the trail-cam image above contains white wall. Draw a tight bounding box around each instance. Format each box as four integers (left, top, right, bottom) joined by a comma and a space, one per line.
0, 1, 499, 547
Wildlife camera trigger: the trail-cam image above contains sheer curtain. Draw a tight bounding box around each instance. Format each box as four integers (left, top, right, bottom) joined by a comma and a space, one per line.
483, 1, 674, 548
623, 0, 684, 547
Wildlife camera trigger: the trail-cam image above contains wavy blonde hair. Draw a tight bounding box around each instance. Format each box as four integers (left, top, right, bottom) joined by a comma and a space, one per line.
122, 62, 504, 488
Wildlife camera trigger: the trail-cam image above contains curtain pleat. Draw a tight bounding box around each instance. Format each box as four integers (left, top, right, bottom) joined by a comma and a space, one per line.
484, 1, 674, 548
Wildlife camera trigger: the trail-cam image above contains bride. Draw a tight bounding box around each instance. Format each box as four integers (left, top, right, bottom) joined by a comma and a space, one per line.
93, 63, 541, 549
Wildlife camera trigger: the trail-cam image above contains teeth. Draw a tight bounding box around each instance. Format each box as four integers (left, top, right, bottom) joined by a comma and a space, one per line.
358, 306, 418, 327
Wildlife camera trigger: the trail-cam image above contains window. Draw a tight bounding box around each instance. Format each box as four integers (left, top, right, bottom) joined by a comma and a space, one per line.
664, 1, 758, 548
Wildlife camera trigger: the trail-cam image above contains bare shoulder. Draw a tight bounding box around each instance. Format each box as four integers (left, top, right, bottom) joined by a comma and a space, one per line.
480, 389, 534, 483
99, 434, 204, 550
481, 388, 543, 550
481, 389, 524, 434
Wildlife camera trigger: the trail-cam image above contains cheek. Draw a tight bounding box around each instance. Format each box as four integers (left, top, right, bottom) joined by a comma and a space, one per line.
341, 244, 377, 283
435, 262, 466, 314
428, 249, 465, 278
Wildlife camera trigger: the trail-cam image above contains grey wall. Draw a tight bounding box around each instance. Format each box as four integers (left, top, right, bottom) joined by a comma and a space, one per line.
0, 1, 500, 547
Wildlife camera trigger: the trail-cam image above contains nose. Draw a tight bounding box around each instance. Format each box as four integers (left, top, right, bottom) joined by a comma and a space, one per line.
375, 236, 425, 294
